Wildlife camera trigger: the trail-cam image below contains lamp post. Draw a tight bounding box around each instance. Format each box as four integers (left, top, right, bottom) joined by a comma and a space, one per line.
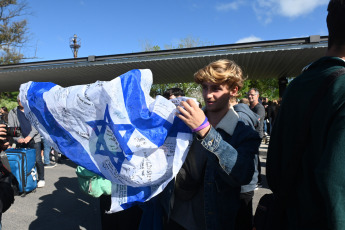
70, 34, 81, 58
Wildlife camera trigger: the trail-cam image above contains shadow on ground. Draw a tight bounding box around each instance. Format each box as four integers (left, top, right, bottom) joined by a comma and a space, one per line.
29, 164, 101, 230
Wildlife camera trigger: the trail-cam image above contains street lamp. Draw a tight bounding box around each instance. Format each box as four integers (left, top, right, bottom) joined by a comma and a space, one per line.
70, 34, 81, 58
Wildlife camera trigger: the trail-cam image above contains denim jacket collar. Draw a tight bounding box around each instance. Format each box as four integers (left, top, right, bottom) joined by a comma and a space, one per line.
215, 106, 239, 136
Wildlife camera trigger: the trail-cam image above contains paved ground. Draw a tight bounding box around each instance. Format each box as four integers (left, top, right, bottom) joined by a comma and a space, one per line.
253, 143, 272, 210
2, 143, 271, 230
2, 159, 101, 230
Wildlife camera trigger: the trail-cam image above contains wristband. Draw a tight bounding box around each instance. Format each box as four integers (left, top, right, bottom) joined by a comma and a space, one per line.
192, 121, 210, 132
199, 117, 208, 127
192, 117, 210, 132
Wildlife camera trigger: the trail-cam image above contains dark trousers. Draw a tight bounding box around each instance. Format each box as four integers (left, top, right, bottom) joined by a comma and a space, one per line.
235, 191, 254, 230
164, 218, 186, 230
99, 195, 142, 230
257, 157, 262, 185
28, 141, 44, 181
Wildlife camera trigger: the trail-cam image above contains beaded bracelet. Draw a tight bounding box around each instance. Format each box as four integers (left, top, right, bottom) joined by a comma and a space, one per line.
192, 117, 210, 132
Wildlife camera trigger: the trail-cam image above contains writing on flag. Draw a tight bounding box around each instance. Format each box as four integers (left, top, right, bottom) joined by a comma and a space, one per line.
19, 69, 193, 212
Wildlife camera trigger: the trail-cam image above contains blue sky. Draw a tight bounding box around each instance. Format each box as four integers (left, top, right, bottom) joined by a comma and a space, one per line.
23, 0, 329, 62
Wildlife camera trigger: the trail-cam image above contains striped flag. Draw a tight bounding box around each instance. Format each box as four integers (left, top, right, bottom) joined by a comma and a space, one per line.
19, 69, 193, 212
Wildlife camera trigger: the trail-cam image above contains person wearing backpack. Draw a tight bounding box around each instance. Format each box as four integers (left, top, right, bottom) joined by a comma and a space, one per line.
266, 1, 345, 229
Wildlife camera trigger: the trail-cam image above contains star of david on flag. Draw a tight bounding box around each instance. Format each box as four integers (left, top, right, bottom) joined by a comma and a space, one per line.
19, 69, 193, 212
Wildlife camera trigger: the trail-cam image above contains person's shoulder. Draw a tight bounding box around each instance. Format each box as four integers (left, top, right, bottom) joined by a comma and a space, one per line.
231, 121, 261, 149
8, 108, 16, 115
254, 103, 265, 113
234, 120, 260, 139
256, 103, 265, 109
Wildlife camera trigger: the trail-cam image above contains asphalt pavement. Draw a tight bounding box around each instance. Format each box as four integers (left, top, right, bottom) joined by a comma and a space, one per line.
2, 143, 271, 230
2, 159, 101, 230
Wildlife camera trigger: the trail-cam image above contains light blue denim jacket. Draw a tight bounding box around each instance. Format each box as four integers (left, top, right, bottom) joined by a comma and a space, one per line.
167, 108, 261, 230
138, 108, 261, 230
200, 121, 260, 229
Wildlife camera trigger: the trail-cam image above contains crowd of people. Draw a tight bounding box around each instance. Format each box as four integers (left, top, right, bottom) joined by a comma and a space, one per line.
96, 1, 345, 228
1, 0, 345, 229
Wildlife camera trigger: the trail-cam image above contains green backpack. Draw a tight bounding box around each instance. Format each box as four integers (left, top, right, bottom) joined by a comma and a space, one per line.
75, 166, 111, 197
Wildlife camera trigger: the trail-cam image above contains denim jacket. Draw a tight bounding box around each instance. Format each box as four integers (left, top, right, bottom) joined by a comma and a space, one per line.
168, 107, 261, 230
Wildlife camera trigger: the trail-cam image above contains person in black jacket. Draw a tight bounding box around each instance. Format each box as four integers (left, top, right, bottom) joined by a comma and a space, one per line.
0, 123, 15, 230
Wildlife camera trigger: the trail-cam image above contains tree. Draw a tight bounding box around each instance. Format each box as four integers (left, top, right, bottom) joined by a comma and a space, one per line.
143, 37, 282, 102
239, 78, 280, 100
0, 0, 30, 104
0, 0, 29, 65
0, 91, 18, 111
144, 36, 208, 103
164, 35, 212, 50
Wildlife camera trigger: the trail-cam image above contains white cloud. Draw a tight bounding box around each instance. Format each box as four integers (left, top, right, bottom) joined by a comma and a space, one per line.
278, 0, 329, 17
215, 1, 244, 12
253, 0, 328, 23
236, 35, 262, 43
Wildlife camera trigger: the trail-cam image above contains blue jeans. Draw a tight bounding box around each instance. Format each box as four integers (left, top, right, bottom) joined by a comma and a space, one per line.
43, 138, 51, 165
264, 120, 267, 133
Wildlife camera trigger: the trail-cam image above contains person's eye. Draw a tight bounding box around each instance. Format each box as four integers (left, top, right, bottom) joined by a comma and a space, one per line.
212, 86, 221, 91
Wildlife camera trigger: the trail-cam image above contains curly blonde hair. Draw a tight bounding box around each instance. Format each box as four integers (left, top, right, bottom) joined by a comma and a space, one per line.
194, 59, 244, 91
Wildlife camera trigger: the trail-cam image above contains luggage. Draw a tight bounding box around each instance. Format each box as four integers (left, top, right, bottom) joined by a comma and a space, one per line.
6, 148, 37, 195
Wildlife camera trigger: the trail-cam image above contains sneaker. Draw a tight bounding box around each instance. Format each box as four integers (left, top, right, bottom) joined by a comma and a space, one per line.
254, 183, 263, 191
44, 162, 57, 168
37, 180, 45, 188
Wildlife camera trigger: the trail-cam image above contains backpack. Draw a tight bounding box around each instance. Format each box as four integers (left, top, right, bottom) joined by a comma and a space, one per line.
75, 166, 111, 198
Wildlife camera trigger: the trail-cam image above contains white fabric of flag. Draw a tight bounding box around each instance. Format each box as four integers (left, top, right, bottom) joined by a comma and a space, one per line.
19, 69, 193, 212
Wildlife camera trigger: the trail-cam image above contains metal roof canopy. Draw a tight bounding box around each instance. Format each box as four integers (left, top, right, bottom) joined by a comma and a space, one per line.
0, 35, 328, 92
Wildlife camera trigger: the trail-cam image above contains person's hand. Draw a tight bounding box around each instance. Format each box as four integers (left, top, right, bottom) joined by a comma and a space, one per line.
0, 124, 7, 137
1, 141, 10, 150
0, 124, 7, 142
24, 136, 32, 144
0, 124, 9, 150
17, 138, 25, 144
176, 99, 210, 138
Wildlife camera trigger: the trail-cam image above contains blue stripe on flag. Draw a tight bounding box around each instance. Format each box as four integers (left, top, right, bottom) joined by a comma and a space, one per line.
26, 82, 103, 176
168, 117, 191, 137
120, 186, 151, 210
119, 70, 172, 153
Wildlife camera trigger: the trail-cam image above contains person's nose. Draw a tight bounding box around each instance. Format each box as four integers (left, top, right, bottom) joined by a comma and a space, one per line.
206, 89, 214, 100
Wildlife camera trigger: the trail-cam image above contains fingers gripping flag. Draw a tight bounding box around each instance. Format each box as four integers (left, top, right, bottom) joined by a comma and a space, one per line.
19, 69, 193, 212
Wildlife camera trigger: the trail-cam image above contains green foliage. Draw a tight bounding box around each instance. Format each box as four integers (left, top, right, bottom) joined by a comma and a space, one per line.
151, 45, 161, 51
0, 91, 19, 110
0, 0, 30, 96
239, 78, 280, 100
140, 40, 161, 52
0, 0, 29, 65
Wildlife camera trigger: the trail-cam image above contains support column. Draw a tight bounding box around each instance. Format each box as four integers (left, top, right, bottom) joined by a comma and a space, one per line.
278, 77, 288, 98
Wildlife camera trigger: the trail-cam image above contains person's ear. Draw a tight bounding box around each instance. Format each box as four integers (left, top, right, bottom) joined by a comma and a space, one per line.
230, 86, 238, 97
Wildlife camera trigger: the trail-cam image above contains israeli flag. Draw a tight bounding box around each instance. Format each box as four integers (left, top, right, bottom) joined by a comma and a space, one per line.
19, 69, 193, 212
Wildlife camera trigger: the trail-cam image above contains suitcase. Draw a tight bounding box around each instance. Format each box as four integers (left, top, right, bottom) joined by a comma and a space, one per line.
6, 148, 37, 195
